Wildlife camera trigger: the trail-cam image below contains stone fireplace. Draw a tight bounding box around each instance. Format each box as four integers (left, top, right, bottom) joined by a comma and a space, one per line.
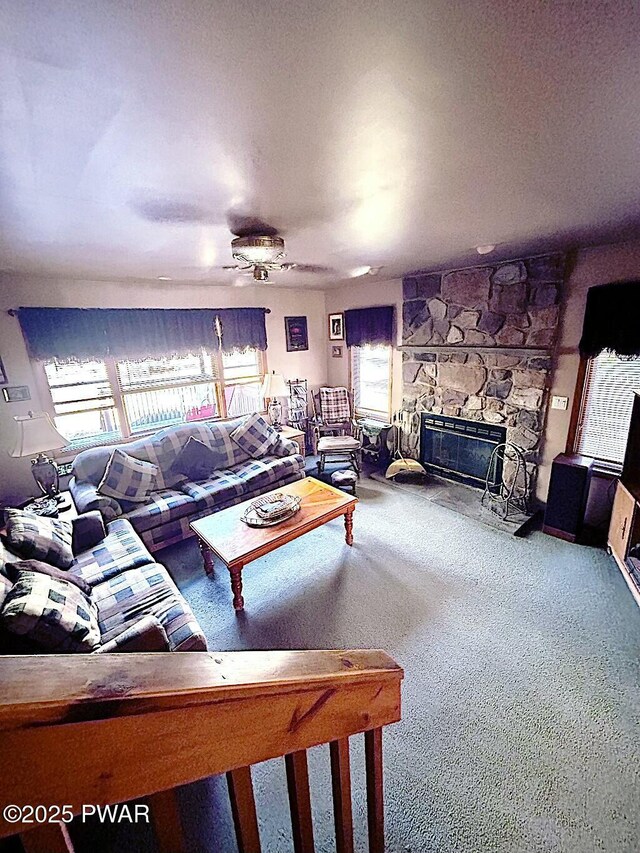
401, 253, 565, 498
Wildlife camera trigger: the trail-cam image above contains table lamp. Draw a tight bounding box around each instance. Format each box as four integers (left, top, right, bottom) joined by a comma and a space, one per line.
260, 372, 288, 430
10, 411, 68, 499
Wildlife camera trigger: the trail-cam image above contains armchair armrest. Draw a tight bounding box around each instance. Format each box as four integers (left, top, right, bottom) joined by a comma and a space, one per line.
93, 615, 170, 653
273, 436, 299, 457
71, 511, 107, 555
70, 477, 122, 522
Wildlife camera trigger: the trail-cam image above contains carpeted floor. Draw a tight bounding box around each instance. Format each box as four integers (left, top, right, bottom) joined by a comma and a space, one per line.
77, 471, 640, 853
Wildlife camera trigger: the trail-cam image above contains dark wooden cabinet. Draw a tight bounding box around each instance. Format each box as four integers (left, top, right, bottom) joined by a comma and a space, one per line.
607, 392, 640, 607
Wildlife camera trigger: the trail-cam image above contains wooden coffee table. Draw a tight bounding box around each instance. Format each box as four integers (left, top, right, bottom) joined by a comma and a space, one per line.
190, 477, 358, 611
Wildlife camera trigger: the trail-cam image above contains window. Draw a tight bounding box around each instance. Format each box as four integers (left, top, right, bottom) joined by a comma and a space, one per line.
575, 351, 640, 465
222, 349, 264, 417
351, 345, 392, 420
44, 361, 121, 446
118, 351, 219, 434
41, 349, 265, 449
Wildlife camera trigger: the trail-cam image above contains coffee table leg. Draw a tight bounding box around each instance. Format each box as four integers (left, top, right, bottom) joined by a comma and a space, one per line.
229, 565, 245, 611
198, 540, 215, 576
344, 508, 354, 546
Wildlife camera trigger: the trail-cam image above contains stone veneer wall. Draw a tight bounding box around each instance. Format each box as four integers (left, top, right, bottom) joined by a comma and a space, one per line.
401, 253, 565, 496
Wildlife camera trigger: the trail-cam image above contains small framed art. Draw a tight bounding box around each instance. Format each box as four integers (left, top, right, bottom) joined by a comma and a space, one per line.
328, 313, 344, 340
0, 357, 7, 385
331, 345, 343, 358
285, 316, 309, 352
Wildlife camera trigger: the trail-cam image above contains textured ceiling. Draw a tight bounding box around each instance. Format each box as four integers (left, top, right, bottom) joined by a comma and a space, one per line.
1, 0, 640, 288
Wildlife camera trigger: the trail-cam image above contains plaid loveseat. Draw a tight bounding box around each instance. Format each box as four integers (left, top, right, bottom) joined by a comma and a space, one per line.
70, 416, 306, 552
0, 517, 206, 653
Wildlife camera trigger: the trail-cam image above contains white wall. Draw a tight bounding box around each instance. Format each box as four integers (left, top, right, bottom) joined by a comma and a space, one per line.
0, 275, 327, 503
324, 240, 640, 506
324, 277, 403, 415
540, 238, 640, 499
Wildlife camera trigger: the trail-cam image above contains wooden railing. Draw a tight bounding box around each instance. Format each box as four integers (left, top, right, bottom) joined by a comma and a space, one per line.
0, 649, 403, 853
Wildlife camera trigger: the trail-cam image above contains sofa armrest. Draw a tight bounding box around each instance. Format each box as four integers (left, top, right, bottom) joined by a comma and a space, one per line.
93, 615, 170, 653
273, 436, 299, 457
71, 511, 107, 555
70, 477, 122, 521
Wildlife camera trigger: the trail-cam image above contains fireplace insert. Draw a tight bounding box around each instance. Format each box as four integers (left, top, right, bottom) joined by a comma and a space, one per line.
420, 413, 506, 490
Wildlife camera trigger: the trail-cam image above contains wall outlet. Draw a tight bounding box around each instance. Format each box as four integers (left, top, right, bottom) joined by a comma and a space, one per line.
551, 395, 569, 411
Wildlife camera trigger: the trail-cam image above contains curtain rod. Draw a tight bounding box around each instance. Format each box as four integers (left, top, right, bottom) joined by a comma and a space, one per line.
7, 308, 271, 315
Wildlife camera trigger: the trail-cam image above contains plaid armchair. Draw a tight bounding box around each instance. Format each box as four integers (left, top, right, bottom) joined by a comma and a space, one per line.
310, 387, 362, 473
310, 387, 357, 447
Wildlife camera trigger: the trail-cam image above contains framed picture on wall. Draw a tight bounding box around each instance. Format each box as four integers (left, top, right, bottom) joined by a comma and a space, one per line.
285, 316, 309, 352
331, 345, 343, 358
328, 313, 344, 340
0, 357, 7, 385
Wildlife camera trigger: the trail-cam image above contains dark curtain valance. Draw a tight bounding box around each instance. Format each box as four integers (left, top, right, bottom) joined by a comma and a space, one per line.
17, 307, 268, 361
579, 282, 640, 359
215, 308, 268, 354
345, 306, 395, 348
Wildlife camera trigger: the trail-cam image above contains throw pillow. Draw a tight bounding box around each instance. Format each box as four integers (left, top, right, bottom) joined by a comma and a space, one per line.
97, 449, 158, 503
0, 573, 12, 611
5, 559, 92, 598
171, 437, 218, 482
0, 570, 100, 652
231, 413, 281, 459
5, 509, 74, 569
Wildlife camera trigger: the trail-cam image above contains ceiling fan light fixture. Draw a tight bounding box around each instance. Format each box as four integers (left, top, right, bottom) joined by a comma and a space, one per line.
252, 265, 269, 282
350, 265, 372, 277
231, 235, 285, 266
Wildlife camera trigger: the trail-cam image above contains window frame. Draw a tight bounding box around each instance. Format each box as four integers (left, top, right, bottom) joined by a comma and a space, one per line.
36, 348, 267, 454
569, 351, 640, 471
349, 343, 393, 422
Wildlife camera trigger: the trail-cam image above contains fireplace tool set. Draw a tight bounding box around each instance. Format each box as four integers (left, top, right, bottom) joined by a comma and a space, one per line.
385, 412, 427, 480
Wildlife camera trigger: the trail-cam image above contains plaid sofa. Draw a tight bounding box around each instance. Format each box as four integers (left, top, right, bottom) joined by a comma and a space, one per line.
70, 417, 306, 552
0, 518, 206, 653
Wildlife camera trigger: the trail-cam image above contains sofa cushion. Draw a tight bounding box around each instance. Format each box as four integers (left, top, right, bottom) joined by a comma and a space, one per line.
0, 570, 100, 652
5, 509, 74, 569
208, 417, 252, 468
71, 518, 154, 586
0, 537, 22, 577
72, 511, 107, 554
180, 470, 245, 511
122, 488, 196, 534
92, 562, 207, 652
0, 573, 13, 609
5, 558, 92, 597
171, 437, 219, 482
98, 449, 159, 503
93, 614, 170, 653
229, 455, 306, 491
231, 413, 281, 459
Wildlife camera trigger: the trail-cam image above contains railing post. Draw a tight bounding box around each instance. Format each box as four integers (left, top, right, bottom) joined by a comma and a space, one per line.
330, 738, 354, 853
365, 728, 384, 853
285, 749, 315, 853
149, 788, 188, 853
227, 765, 261, 853
20, 823, 74, 853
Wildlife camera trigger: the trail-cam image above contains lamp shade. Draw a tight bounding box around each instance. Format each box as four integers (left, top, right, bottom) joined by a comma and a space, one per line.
261, 371, 288, 399
10, 412, 68, 458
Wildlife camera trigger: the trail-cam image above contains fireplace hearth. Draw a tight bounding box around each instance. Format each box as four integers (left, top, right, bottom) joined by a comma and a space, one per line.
420, 413, 506, 490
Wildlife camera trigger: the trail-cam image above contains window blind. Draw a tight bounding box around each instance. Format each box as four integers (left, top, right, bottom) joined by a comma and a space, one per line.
351, 345, 392, 419
576, 352, 640, 464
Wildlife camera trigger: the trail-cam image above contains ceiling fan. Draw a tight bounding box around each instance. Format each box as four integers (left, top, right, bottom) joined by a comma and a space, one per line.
218, 227, 335, 282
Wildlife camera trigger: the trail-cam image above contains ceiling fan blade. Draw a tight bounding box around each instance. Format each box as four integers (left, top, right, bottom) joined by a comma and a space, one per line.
226, 211, 280, 238
281, 262, 336, 274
